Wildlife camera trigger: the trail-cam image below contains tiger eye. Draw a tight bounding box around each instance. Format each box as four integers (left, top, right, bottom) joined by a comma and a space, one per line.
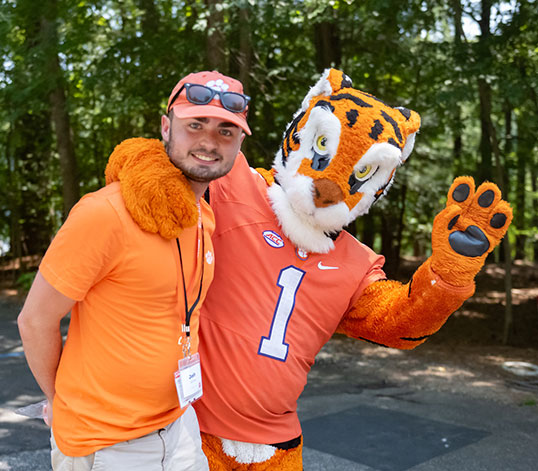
316, 136, 327, 151
355, 165, 372, 179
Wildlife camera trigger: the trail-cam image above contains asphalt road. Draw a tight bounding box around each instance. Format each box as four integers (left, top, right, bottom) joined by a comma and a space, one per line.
1, 294, 537, 471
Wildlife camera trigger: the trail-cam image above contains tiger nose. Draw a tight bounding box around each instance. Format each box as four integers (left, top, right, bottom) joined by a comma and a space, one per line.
313, 179, 344, 208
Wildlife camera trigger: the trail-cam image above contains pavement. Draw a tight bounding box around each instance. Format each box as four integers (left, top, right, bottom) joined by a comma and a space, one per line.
1, 294, 538, 471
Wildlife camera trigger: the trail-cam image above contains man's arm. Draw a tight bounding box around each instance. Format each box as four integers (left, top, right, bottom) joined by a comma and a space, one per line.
17, 271, 76, 409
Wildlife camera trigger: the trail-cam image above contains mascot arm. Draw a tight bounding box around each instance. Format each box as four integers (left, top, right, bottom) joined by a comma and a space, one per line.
336, 259, 474, 349
337, 176, 512, 349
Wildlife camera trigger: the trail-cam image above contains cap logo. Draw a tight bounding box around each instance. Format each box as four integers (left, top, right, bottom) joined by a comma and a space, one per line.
206, 79, 229, 93
263, 230, 284, 248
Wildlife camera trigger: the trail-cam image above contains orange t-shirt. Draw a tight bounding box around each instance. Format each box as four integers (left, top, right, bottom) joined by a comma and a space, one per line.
194, 154, 385, 444
39, 182, 215, 456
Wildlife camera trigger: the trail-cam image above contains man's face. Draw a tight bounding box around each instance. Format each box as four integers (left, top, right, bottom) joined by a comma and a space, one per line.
161, 114, 244, 183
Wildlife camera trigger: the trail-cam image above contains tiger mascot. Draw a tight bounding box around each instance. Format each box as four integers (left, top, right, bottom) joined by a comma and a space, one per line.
106, 68, 512, 470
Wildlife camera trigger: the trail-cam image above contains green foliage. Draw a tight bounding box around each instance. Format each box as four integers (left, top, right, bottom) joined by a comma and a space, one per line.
519, 398, 537, 407
16, 270, 36, 294
0, 0, 537, 265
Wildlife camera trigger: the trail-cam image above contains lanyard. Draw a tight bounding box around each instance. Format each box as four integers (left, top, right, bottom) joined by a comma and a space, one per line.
176, 221, 205, 358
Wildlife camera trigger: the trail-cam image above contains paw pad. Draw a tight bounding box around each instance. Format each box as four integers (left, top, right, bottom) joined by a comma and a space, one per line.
452, 184, 470, 202
478, 190, 495, 208
445, 178, 512, 258
490, 213, 507, 229
449, 225, 490, 257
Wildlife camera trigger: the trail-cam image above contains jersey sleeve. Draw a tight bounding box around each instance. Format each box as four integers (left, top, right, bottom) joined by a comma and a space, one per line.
39, 192, 125, 301
345, 250, 386, 314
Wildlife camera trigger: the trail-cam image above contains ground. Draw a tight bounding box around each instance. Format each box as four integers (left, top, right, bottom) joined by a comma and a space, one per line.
305, 258, 538, 407
2, 257, 537, 408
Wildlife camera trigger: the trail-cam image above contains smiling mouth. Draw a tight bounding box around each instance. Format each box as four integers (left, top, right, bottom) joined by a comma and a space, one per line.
193, 153, 218, 162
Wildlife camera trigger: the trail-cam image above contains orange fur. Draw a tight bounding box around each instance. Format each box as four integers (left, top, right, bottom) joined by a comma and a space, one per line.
105, 138, 198, 238
295, 71, 420, 206
338, 176, 512, 347
254, 167, 275, 186
201, 433, 303, 471
431, 176, 513, 286
337, 259, 474, 348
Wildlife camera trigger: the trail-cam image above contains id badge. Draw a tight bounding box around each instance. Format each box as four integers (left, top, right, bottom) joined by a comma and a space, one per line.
174, 352, 203, 408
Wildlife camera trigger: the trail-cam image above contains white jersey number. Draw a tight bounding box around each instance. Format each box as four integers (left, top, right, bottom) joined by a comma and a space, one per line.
258, 266, 305, 361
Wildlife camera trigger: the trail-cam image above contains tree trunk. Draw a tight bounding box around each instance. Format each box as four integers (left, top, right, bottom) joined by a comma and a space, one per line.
40, 6, 79, 217
532, 158, 538, 262
238, 7, 252, 94
483, 100, 513, 345
380, 204, 401, 279
477, 78, 494, 182
476, 0, 512, 344
477, 0, 493, 182
205, 0, 226, 70
313, 19, 342, 72
6, 126, 23, 280
451, 0, 464, 176
514, 113, 528, 260
4, 1, 55, 260
138, 0, 162, 136
394, 184, 407, 276
360, 213, 375, 250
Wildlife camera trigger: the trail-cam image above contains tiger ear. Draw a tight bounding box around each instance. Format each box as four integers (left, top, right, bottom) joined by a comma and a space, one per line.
326, 68, 353, 91
300, 68, 353, 111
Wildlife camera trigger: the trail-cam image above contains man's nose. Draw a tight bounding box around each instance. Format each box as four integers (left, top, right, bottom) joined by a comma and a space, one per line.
198, 129, 220, 150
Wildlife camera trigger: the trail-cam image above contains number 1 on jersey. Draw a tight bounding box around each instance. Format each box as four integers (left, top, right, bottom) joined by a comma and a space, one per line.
258, 266, 305, 361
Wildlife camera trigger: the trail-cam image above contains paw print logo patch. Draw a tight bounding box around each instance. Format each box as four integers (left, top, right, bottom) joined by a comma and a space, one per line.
206, 79, 229, 93
205, 250, 214, 265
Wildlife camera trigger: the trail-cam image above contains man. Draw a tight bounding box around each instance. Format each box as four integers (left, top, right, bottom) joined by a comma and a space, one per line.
17, 70, 250, 471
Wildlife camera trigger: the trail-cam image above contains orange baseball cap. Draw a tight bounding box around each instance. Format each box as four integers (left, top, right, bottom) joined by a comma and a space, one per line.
167, 71, 252, 135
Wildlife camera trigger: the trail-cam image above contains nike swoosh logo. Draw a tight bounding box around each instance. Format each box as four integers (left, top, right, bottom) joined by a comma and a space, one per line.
318, 262, 339, 270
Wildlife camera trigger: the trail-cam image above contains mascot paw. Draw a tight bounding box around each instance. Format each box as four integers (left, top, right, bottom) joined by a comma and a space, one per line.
431, 176, 512, 286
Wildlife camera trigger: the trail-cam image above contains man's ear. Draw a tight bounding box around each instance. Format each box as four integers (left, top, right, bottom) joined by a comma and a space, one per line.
161, 114, 171, 142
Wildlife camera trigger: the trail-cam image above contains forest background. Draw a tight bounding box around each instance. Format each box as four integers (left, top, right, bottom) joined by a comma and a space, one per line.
0, 0, 536, 345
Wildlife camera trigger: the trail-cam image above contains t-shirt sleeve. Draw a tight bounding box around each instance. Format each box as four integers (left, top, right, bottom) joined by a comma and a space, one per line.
39, 193, 124, 301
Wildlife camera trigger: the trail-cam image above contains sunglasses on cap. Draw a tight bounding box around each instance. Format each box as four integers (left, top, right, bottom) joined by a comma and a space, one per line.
168, 83, 251, 114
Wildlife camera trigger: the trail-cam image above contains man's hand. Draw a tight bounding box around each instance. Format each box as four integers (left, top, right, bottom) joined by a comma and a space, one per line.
43, 400, 53, 426
430, 176, 512, 286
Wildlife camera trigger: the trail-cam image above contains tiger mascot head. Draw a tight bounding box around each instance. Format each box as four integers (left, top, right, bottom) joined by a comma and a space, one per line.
267, 68, 421, 253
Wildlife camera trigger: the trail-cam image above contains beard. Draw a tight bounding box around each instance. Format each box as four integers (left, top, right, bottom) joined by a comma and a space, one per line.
166, 137, 233, 183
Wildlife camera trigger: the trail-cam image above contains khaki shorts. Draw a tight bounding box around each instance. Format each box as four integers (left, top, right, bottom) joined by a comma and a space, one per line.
50, 406, 208, 471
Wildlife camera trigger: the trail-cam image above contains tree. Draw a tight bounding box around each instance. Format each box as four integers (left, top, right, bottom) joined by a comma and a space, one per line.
41, 0, 80, 217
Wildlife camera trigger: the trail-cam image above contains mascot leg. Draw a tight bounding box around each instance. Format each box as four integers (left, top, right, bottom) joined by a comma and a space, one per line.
201, 433, 303, 471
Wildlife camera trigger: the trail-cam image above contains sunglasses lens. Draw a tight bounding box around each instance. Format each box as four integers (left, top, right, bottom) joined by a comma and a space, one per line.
222, 93, 247, 112
186, 85, 214, 104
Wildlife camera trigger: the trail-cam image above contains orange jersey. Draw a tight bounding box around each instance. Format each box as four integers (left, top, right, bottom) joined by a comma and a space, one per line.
195, 154, 385, 444
40, 182, 215, 456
